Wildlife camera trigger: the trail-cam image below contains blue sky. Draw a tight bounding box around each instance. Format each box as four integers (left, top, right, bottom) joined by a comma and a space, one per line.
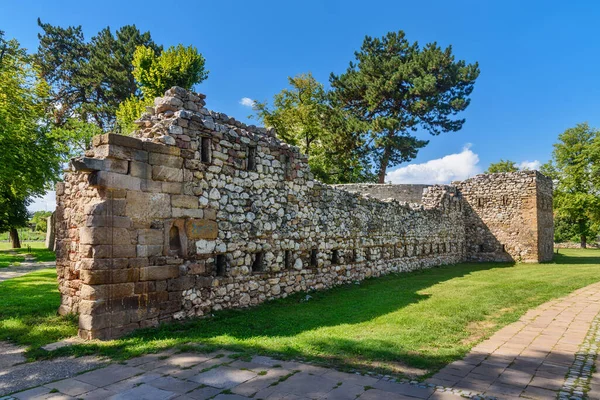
3, 0, 600, 210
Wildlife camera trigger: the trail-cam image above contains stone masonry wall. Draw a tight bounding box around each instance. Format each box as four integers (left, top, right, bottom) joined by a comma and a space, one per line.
332, 184, 432, 204
454, 171, 554, 263
55, 87, 553, 339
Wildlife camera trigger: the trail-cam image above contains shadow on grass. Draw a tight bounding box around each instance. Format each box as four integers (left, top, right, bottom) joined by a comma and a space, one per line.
44, 261, 516, 375
552, 249, 600, 265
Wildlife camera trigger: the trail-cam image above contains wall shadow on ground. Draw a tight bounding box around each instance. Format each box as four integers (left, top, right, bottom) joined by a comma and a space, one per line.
60, 260, 516, 375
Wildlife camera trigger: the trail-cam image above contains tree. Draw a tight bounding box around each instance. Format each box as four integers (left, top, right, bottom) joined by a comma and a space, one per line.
30, 210, 52, 232
253, 73, 373, 183
116, 44, 209, 133
486, 159, 518, 173
0, 32, 61, 247
36, 20, 161, 147
541, 123, 600, 248
330, 31, 480, 183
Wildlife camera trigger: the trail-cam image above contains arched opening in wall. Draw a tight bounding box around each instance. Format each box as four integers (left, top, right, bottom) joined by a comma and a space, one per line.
310, 249, 318, 267
501, 244, 506, 253
169, 225, 182, 256
331, 249, 339, 265
252, 252, 264, 273
216, 254, 226, 276
201, 137, 211, 163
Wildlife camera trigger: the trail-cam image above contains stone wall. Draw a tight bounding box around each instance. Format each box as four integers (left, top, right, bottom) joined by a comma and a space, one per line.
55, 87, 553, 339
454, 171, 554, 263
332, 184, 432, 204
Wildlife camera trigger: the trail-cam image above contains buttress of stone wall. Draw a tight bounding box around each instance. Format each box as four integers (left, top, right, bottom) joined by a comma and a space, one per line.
454, 171, 553, 263
55, 87, 468, 340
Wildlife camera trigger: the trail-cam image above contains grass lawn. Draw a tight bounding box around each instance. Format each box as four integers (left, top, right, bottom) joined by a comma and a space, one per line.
0, 241, 56, 268
3, 248, 600, 377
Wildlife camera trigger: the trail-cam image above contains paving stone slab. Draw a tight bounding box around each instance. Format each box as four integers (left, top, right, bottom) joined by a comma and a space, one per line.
75, 365, 145, 388
107, 383, 175, 400
189, 366, 256, 389
44, 378, 98, 397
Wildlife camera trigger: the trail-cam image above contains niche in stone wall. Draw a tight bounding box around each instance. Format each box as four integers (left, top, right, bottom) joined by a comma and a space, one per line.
331, 249, 339, 265
216, 254, 227, 276
310, 249, 318, 267
201, 137, 211, 163
247, 147, 257, 171
283, 154, 292, 180
252, 252, 264, 273
284, 250, 292, 269
164, 219, 188, 257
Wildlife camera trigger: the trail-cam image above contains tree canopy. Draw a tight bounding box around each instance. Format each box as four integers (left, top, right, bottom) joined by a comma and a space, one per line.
486, 159, 519, 173
330, 31, 480, 183
0, 31, 61, 247
116, 44, 209, 133
253, 73, 373, 183
542, 123, 600, 247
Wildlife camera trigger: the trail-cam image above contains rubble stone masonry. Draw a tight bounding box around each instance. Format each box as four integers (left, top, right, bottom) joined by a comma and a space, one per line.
55, 87, 554, 340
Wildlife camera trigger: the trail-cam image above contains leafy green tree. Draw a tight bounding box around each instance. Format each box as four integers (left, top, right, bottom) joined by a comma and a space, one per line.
542, 123, 600, 247
116, 44, 209, 133
36, 20, 160, 146
30, 211, 52, 232
330, 31, 480, 183
253, 73, 373, 183
132, 44, 208, 99
0, 32, 61, 247
486, 159, 519, 173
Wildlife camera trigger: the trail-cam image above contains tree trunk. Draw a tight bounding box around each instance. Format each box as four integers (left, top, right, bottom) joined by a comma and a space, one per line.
581, 234, 587, 249
378, 145, 391, 184
10, 228, 21, 249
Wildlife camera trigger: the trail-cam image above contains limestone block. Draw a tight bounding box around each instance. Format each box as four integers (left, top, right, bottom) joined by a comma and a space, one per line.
196, 239, 216, 254
79, 227, 131, 245
172, 208, 204, 218
138, 229, 164, 245
92, 133, 144, 149
137, 245, 163, 257
152, 165, 184, 182
125, 191, 171, 224
89, 171, 141, 191
143, 141, 181, 156
186, 219, 218, 240
171, 195, 199, 209
130, 161, 152, 179
140, 265, 180, 281
149, 153, 184, 169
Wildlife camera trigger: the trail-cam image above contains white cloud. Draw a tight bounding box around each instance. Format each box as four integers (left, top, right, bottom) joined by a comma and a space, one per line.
385, 144, 482, 184
518, 160, 541, 171
28, 191, 56, 213
239, 97, 255, 107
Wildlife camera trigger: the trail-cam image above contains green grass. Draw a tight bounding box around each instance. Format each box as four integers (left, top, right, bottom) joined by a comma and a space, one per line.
4, 248, 600, 377
0, 241, 56, 268
0, 268, 77, 351
0, 229, 46, 242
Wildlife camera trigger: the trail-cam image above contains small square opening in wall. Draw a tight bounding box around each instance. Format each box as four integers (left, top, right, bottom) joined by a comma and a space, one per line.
350, 249, 357, 262
478, 244, 485, 253
501, 244, 506, 252
252, 252, 264, 273
331, 249, 339, 265
201, 137, 211, 163
283, 154, 291, 179
247, 147, 257, 171
216, 254, 226, 276
284, 250, 292, 269
310, 249, 318, 267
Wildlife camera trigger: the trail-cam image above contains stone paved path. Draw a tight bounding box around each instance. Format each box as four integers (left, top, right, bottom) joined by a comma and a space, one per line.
0, 255, 55, 283
427, 281, 600, 399
4, 283, 600, 399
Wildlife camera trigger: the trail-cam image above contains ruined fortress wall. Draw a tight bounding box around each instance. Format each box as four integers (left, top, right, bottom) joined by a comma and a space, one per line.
332, 184, 432, 204
56, 88, 467, 340
454, 171, 553, 263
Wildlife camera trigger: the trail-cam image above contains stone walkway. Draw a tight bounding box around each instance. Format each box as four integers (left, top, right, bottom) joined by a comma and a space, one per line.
3, 283, 600, 399
426, 281, 600, 399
